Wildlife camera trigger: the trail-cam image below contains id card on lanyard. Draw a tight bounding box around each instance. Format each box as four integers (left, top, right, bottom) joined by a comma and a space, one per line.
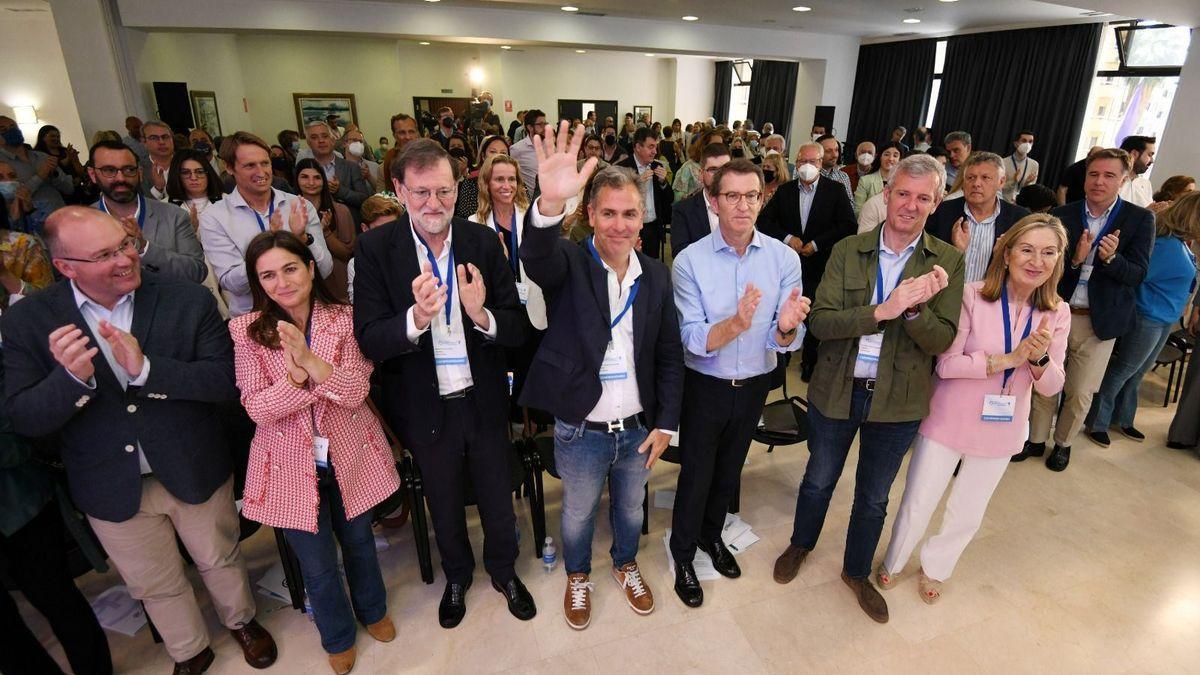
982, 284, 1032, 423
303, 322, 331, 467
588, 236, 639, 381
858, 253, 904, 364
493, 211, 527, 303
414, 231, 468, 365
1076, 197, 1123, 294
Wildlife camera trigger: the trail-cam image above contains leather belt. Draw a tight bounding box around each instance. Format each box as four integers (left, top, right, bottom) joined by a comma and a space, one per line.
441, 386, 475, 400
1070, 307, 1090, 316
583, 413, 647, 433
853, 377, 877, 392
697, 372, 770, 388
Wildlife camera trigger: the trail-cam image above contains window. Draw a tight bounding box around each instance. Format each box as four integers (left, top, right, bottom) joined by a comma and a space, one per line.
923, 40, 947, 128
725, 59, 753, 127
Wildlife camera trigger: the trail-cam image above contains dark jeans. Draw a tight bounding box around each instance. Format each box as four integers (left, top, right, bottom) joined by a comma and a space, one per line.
282, 468, 387, 655
1086, 314, 1174, 430
789, 386, 919, 578
0, 501, 112, 675
408, 395, 518, 585
670, 370, 772, 563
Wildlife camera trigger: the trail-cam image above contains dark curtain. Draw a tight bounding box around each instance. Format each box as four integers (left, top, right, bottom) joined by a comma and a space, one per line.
746, 60, 799, 138
713, 61, 732, 125
932, 23, 1102, 189
846, 40, 936, 150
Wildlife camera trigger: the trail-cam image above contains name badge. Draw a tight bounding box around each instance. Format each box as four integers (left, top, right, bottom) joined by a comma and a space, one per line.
434, 334, 468, 365
313, 435, 330, 467
1078, 263, 1093, 286
981, 394, 1016, 422
516, 282, 530, 306
857, 332, 884, 363
599, 342, 628, 381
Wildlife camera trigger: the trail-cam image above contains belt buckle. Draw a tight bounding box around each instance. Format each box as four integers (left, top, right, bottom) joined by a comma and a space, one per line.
864, 378, 876, 392
730, 378, 744, 388
606, 418, 626, 433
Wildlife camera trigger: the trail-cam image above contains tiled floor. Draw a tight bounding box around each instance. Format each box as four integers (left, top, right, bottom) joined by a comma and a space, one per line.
19, 367, 1200, 673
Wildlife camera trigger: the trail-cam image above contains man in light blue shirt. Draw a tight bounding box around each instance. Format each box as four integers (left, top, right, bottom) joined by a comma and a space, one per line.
668, 158, 810, 608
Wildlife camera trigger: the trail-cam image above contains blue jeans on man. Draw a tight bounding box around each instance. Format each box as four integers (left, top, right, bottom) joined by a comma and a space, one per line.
789, 386, 920, 578
1087, 314, 1175, 430
554, 420, 650, 574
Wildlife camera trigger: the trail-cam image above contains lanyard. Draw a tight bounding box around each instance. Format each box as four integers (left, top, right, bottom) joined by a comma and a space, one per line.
252, 190, 276, 232
1000, 283, 1034, 392
414, 231, 455, 325
587, 236, 640, 330
1082, 197, 1122, 253
492, 210, 520, 280
99, 194, 147, 230
1011, 155, 1028, 186
874, 251, 905, 305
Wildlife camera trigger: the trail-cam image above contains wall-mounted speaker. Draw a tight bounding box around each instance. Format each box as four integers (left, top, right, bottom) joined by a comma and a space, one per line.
152, 81, 194, 132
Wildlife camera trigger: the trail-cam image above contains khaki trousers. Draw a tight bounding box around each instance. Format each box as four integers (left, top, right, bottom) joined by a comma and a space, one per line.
1029, 313, 1116, 446
88, 476, 255, 662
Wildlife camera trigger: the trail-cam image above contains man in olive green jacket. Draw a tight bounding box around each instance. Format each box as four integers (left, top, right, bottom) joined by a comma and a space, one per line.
772, 154, 965, 624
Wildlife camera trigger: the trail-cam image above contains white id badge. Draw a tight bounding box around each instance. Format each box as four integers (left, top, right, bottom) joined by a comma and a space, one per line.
1078, 263, 1093, 286
313, 435, 330, 467
434, 334, 468, 365
857, 332, 884, 363
515, 282, 530, 305
981, 394, 1016, 422
599, 342, 629, 381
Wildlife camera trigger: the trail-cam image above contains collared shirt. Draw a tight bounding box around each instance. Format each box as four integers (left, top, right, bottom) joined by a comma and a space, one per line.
962, 197, 1000, 283
853, 229, 919, 378
797, 179, 817, 233
1070, 198, 1119, 308
69, 281, 152, 473
197, 187, 333, 317
703, 190, 720, 233
403, 228, 498, 396
634, 158, 657, 223
509, 136, 538, 189
673, 229, 805, 379
319, 157, 337, 181
1118, 175, 1154, 208
585, 248, 645, 423
821, 166, 854, 206
1002, 153, 1039, 202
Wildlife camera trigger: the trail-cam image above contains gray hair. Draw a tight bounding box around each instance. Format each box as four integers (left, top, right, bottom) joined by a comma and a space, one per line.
589, 165, 645, 212
893, 153, 947, 195
142, 119, 172, 134
963, 151, 1006, 180
944, 130, 972, 147
304, 120, 333, 134
764, 134, 786, 151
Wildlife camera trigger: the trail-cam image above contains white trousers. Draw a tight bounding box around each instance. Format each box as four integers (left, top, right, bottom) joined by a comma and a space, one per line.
882, 434, 1010, 582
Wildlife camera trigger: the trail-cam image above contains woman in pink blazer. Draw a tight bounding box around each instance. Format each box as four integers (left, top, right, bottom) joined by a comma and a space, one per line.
878, 214, 1071, 604
230, 231, 400, 674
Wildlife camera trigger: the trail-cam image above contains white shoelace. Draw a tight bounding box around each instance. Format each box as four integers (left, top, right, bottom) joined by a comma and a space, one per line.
569, 578, 594, 610
621, 566, 647, 598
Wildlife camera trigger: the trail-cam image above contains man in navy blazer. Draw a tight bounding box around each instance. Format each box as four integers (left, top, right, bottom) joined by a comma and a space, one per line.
670, 142, 730, 257
1022, 148, 1154, 471
1, 207, 276, 673
518, 125, 684, 629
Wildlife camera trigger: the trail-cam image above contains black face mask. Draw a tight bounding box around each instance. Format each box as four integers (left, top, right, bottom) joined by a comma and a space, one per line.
448, 147, 468, 159
604, 135, 616, 146
763, 170, 776, 183
731, 148, 745, 158
442, 116, 455, 128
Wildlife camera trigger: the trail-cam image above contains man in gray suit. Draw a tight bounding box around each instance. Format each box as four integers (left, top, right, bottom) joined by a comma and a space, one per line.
88, 140, 207, 284
304, 120, 371, 214
1, 206, 278, 674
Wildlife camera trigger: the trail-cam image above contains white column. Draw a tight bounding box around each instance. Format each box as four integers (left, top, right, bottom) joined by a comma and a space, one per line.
1153, 29, 1199, 185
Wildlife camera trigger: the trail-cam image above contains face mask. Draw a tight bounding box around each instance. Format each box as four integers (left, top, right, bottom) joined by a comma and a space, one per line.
2, 127, 24, 146
811, 133, 821, 142
763, 170, 776, 184
797, 163, 820, 182
604, 135, 616, 146
448, 147, 468, 159
442, 116, 455, 128
290, 140, 300, 152
0, 181, 18, 202
858, 153, 875, 167
194, 140, 212, 155
731, 148, 745, 158
750, 140, 759, 150
347, 141, 365, 157
1017, 142, 1033, 155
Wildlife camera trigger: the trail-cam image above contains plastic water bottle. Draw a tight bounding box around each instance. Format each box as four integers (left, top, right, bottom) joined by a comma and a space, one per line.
541, 537, 557, 572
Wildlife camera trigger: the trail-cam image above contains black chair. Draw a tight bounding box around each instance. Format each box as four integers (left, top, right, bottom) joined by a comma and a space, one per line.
463, 437, 543, 560
1167, 328, 1194, 404
1154, 342, 1186, 407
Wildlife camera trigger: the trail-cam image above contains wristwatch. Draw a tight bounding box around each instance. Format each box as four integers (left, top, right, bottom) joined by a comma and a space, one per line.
1029, 352, 1051, 367
303, 232, 315, 245
779, 325, 798, 338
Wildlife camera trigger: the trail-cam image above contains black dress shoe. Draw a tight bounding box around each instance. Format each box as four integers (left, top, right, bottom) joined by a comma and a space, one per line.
439, 579, 471, 628
492, 576, 537, 621
800, 366, 814, 383
1046, 444, 1071, 472
1010, 441, 1046, 462
698, 540, 741, 579
673, 561, 703, 607
1087, 431, 1111, 447
1120, 426, 1145, 442
1167, 441, 1196, 450
173, 647, 215, 675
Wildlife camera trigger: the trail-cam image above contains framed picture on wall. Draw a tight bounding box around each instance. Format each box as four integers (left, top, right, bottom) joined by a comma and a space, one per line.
293, 93, 358, 132
189, 90, 222, 137
633, 105, 653, 123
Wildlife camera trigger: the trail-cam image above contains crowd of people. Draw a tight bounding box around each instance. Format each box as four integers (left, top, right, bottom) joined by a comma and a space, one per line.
1, 95, 1198, 675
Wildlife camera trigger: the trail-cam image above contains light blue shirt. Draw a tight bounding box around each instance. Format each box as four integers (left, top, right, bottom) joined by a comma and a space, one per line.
673, 229, 805, 379
798, 179, 817, 232
962, 197, 1000, 283
853, 229, 919, 379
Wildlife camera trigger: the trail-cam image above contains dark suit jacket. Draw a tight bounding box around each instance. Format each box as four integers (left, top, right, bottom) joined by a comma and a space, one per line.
669, 190, 710, 257
518, 217, 684, 430
615, 157, 673, 225
352, 214, 527, 447
757, 176, 857, 295
331, 157, 372, 209
926, 197, 1031, 264
1051, 199, 1155, 340
1, 275, 238, 522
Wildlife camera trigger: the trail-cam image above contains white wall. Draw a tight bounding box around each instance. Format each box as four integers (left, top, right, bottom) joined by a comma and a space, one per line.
0, 8, 86, 148
1154, 29, 1199, 184
674, 56, 716, 124
128, 32, 253, 135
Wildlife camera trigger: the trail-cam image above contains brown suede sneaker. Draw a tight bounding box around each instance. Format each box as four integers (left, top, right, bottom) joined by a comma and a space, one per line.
612, 561, 654, 615
841, 571, 889, 623
328, 646, 356, 674
366, 615, 396, 642
564, 573, 594, 630
773, 544, 810, 584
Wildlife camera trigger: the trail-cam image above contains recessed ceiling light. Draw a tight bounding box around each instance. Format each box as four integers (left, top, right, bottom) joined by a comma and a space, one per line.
902, 18, 921, 23
682, 15, 699, 21
423, 0, 440, 3
419, 41, 431, 45
937, 0, 957, 3
575, 49, 587, 53
561, 5, 579, 11
792, 6, 811, 11
501, 45, 512, 50
645, 53, 656, 57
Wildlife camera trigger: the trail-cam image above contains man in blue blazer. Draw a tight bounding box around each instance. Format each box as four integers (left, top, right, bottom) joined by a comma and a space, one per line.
670, 142, 730, 257
1, 207, 277, 674
519, 124, 684, 630
1020, 148, 1155, 471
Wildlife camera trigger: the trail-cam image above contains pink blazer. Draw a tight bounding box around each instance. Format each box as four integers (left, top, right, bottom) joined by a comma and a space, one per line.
919, 282, 1070, 458
231, 303, 400, 533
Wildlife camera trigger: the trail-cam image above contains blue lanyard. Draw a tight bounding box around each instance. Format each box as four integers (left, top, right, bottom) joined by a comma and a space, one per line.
1011, 156, 1028, 186
492, 210, 520, 280
587, 236, 640, 330
1082, 197, 1122, 253
252, 190, 276, 232
99, 194, 147, 230
874, 252, 904, 305
413, 231, 455, 325
1000, 283, 1034, 391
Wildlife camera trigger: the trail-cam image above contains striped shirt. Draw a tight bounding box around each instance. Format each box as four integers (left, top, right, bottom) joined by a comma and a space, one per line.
962, 197, 1000, 283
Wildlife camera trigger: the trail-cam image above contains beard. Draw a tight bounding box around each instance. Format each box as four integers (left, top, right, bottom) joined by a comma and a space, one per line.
102, 181, 138, 203
411, 208, 452, 236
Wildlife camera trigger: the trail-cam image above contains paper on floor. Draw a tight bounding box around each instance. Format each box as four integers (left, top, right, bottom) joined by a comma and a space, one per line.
91, 585, 147, 637
653, 489, 676, 510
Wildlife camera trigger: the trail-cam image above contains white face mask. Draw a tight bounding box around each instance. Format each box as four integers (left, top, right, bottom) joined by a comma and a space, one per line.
811, 133, 821, 142
347, 141, 365, 157
857, 153, 875, 167
1017, 142, 1033, 155
797, 163, 820, 182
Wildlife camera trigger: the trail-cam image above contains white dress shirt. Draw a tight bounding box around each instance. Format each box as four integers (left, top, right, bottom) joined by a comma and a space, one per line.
1118, 175, 1154, 208
1069, 198, 1119, 309
704, 190, 720, 233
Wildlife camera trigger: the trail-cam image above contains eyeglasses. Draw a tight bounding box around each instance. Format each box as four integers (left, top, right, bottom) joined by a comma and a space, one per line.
57, 236, 140, 264
179, 169, 208, 179
145, 134, 172, 143
94, 165, 140, 178
406, 186, 458, 202
717, 191, 762, 206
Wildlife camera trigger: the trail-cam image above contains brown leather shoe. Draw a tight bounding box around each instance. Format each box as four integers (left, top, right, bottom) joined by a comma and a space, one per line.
229, 619, 278, 669
612, 561, 654, 615
773, 544, 810, 584
328, 646, 356, 674
173, 646, 215, 675
366, 615, 396, 642
563, 573, 593, 630
841, 571, 889, 623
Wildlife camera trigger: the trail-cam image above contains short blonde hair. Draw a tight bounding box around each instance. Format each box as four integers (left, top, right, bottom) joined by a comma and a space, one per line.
361, 194, 403, 224
979, 213, 1068, 311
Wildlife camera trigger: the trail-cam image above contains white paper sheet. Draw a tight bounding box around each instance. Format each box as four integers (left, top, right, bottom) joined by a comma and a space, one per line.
91, 586, 147, 637
652, 489, 676, 510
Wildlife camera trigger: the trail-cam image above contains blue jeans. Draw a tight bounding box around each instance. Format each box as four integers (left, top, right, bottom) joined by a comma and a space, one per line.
554, 420, 650, 575
282, 467, 387, 654
789, 387, 920, 578
1087, 315, 1174, 430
